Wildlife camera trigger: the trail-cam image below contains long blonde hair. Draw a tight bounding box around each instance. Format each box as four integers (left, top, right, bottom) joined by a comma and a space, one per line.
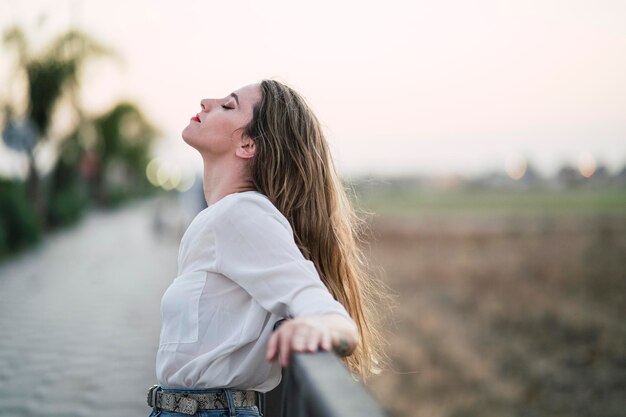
244, 80, 388, 379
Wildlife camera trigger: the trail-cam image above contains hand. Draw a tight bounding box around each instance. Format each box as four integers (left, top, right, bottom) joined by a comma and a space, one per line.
265, 313, 358, 368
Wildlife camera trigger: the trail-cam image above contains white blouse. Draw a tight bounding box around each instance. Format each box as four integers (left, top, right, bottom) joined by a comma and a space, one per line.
156, 191, 355, 392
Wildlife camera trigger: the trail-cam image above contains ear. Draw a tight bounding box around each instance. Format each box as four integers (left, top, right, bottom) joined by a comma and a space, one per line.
235, 135, 256, 159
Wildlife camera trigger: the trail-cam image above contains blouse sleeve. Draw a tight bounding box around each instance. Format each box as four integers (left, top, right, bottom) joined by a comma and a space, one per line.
213, 197, 355, 324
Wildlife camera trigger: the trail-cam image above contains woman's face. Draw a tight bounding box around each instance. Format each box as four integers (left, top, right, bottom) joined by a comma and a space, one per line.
182, 83, 261, 157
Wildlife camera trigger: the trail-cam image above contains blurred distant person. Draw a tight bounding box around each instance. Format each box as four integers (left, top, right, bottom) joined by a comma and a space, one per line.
146, 80, 386, 417
176, 173, 208, 233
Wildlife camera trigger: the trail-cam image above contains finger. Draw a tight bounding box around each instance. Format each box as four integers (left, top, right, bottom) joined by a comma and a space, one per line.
307, 332, 321, 351
321, 331, 332, 351
279, 327, 293, 367
292, 331, 307, 352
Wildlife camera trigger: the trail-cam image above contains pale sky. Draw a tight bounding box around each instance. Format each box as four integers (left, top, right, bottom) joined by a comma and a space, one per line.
1, 0, 625, 178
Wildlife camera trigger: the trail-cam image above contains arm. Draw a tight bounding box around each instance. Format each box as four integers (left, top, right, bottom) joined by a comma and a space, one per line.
213, 197, 358, 366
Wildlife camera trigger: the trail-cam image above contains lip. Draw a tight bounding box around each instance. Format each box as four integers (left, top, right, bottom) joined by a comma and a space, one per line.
190, 114, 201, 123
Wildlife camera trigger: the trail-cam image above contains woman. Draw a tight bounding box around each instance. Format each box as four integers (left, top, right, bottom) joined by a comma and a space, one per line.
148, 80, 386, 417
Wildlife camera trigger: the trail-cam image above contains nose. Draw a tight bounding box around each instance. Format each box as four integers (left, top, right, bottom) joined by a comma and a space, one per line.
200, 98, 214, 111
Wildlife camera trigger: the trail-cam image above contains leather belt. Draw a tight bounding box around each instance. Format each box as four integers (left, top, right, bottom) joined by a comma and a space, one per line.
147, 385, 258, 415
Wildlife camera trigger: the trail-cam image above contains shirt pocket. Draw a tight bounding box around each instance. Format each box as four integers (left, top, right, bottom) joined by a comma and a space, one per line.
159, 271, 207, 346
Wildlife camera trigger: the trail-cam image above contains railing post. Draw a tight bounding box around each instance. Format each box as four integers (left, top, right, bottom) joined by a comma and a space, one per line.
274, 351, 390, 417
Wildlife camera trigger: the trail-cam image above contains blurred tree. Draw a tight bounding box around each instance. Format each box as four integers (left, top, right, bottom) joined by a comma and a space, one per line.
46, 129, 90, 228
70, 102, 159, 206
592, 164, 609, 181
617, 166, 626, 186
521, 161, 541, 185
0, 178, 41, 258
2, 25, 112, 221
556, 165, 582, 188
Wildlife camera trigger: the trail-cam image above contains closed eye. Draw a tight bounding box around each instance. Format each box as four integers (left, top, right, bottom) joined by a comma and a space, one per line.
222, 96, 237, 110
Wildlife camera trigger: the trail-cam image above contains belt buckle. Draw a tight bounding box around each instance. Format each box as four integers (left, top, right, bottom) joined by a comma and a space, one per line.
147, 385, 158, 407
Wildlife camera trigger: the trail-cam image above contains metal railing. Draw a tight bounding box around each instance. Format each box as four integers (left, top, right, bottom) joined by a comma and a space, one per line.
264, 351, 390, 417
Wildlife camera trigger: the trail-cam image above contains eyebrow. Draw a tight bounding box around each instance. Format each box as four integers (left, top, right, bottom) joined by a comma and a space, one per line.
229, 93, 240, 106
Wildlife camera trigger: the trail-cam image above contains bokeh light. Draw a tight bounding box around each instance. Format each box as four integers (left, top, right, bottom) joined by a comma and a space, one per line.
145, 158, 160, 186
504, 152, 527, 180
146, 157, 194, 191
578, 151, 596, 178
175, 174, 195, 192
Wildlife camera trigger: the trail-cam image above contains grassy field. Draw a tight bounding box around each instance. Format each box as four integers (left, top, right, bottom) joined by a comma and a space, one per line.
355, 187, 626, 417
354, 187, 626, 215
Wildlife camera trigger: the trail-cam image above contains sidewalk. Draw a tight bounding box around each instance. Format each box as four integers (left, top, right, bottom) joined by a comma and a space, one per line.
0, 197, 182, 417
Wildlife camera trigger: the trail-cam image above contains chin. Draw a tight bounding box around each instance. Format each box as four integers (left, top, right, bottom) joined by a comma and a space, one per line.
181, 126, 195, 146
181, 130, 208, 155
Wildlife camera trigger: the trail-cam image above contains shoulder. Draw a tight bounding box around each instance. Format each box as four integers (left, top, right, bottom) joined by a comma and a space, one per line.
209, 191, 292, 233
211, 191, 281, 219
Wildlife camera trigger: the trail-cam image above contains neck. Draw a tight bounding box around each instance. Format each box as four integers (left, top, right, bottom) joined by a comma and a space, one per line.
201, 154, 255, 206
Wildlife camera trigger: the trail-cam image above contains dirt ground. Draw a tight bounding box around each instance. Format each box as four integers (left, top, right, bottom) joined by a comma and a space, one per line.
363, 212, 626, 417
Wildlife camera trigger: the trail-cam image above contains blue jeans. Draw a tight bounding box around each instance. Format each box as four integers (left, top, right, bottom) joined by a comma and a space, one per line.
148, 386, 262, 417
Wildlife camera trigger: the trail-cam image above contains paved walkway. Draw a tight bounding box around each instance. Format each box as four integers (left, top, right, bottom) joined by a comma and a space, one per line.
0, 197, 185, 417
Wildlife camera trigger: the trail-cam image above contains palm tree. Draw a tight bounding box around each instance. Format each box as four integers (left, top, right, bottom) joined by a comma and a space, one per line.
90, 102, 158, 204
2, 25, 113, 220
